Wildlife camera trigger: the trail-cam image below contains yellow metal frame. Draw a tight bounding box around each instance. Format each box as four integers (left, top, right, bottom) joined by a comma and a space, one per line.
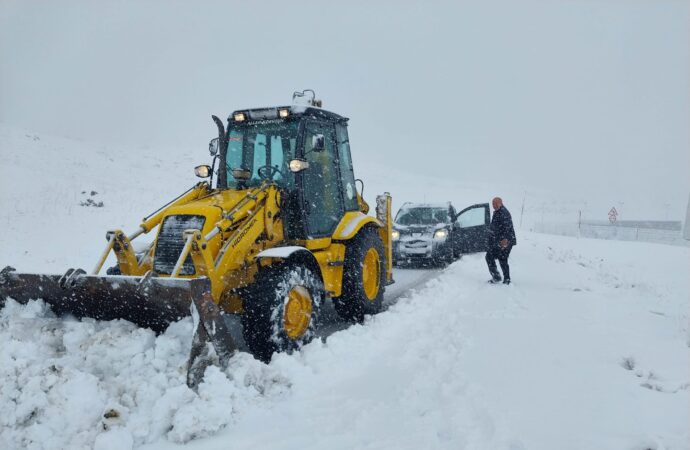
377, 193, 394, 284
93, 181, 393, 313
332, 211, 381, 241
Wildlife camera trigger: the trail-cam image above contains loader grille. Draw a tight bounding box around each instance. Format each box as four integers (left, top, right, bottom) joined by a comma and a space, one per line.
153, 215, 206, 276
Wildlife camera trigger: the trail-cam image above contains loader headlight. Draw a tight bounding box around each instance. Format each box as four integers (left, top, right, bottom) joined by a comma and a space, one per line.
391, 230, 400, 240
233, 112, 246, 122
278, 108, 290, 118
289, 159, 310, 173
194, 165, 212, 178
434, 229, 448, 239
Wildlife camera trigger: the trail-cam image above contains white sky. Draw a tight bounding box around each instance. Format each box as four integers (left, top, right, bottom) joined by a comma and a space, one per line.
1, 0, 688, 218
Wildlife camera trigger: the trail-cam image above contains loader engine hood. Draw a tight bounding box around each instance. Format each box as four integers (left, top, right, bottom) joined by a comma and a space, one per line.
152, 190, 253, 276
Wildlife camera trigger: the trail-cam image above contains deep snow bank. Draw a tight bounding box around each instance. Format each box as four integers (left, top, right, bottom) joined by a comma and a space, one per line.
2, 232, 687, 450
0, 300, 290, 449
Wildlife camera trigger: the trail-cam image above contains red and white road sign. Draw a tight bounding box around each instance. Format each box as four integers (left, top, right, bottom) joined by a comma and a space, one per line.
608, 207, 618, 224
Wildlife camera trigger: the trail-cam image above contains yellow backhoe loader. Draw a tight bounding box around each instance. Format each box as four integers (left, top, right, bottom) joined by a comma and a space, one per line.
0, 91, 393, 387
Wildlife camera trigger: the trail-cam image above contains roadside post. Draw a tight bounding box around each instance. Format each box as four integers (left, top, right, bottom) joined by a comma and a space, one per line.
683, 196, 690, 241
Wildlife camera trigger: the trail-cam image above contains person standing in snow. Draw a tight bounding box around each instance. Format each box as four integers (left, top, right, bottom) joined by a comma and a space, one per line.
486, 197, 516, 284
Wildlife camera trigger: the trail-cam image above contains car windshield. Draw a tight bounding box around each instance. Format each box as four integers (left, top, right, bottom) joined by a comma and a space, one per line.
396, 207, 449, 226
225, 119, 298, 189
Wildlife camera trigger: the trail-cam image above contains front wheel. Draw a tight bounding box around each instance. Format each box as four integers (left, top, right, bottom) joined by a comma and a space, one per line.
435, 245, 454, 267
241, 264, 323, 363
333, 228, 386, 323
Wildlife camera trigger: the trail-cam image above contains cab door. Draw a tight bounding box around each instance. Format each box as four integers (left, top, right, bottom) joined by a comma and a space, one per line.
335, 122, 359, 212
299, 120, 345, 238
454, 203, 490, 254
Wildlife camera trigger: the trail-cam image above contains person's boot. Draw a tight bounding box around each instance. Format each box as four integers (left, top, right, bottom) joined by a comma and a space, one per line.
503, 279, 511, 285
488, 276, 502, 284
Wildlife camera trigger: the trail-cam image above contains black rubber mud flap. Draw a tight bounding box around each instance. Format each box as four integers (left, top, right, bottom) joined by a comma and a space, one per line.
0, 266, 201, 333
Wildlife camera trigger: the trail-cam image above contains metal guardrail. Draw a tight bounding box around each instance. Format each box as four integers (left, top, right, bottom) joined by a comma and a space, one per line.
580, 220, 682, 231
532, 222, 690, 247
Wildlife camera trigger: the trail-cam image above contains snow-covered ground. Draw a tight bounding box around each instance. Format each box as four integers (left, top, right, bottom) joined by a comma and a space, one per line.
1, 125, 688, 449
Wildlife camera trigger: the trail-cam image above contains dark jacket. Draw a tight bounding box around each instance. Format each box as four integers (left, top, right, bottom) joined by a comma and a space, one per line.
490, 206, 517, 246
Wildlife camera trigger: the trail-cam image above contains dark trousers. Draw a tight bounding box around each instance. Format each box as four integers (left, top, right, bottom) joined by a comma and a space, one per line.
486, 244, 512, 281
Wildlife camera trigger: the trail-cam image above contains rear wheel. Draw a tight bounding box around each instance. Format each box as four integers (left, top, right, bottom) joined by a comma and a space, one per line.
334, 228, 386, 323
241, 264, 323, 362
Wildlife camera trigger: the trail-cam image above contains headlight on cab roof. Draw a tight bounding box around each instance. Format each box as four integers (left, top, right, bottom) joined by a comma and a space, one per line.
391, 230, 400, 240
434, 229, 448, 239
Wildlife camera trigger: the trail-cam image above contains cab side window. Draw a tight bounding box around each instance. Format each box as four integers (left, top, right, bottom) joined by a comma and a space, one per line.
301, 121, 344, 236
335, 123, 359, 211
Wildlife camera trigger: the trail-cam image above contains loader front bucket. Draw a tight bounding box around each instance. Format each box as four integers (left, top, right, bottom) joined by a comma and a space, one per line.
0, 266, 208, 333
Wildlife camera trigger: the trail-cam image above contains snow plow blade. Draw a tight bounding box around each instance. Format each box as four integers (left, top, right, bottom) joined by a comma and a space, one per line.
0, 266, 204, 333
0, 266, 239, 388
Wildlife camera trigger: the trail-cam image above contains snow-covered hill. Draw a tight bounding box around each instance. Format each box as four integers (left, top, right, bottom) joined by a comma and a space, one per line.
1, 125, 688, 449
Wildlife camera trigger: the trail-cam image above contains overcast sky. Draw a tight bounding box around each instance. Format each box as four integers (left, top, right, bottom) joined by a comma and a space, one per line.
1, 0, 688, 217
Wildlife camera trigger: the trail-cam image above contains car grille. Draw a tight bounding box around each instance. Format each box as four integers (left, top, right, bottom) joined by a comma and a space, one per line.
404, 240, 429, 248
153, 215, 206, 275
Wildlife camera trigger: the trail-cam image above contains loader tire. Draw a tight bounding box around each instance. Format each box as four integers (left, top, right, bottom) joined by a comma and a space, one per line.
241, 263, 323, 363
334, 227, 386, 323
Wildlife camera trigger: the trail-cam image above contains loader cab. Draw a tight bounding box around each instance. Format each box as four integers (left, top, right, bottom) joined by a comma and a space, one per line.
218, 106, 359, 240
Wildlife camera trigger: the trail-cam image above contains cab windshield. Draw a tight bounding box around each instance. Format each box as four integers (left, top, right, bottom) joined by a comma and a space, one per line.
225, 119, 298, 189
396, 207, 449, 226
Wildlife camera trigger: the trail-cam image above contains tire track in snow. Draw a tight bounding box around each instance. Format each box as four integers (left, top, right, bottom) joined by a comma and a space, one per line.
316, 266, 443, 339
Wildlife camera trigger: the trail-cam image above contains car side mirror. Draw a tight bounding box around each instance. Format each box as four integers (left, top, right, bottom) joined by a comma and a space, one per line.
209, 138, 219, 156
311, 134, 325, 152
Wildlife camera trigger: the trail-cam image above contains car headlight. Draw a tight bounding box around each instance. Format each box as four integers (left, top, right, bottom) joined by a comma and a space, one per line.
434, 229, 448, 239
391, 230, 400, 240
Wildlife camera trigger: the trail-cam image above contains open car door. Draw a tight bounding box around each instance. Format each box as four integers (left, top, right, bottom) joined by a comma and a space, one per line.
454, 203, 490, 254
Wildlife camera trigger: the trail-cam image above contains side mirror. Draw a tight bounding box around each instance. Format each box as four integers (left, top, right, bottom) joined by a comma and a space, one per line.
209, 138, 219, 156
194, 165, 212, 178
311, 134, 325, 152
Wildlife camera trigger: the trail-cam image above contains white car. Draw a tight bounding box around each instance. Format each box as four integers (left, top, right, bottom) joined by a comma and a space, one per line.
392, 202, 491, 266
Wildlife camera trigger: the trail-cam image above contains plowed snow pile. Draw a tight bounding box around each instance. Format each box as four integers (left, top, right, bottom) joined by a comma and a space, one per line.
1, 126, 688, 449
0, 304, 290, 448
